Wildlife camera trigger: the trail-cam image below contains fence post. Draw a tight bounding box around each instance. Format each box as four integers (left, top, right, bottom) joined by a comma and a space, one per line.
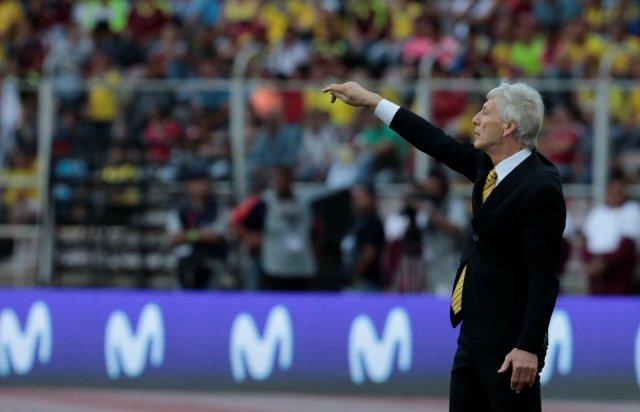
36, 80, 55, 285
414, 54, 436, 182
592, 50, 622, 205
230, 44, 260, 202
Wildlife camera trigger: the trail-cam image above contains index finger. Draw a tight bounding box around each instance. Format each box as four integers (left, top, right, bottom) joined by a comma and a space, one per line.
322, 84, 342, 93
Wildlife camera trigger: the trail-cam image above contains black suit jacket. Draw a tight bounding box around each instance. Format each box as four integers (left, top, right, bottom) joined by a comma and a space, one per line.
390, 107, 566, 353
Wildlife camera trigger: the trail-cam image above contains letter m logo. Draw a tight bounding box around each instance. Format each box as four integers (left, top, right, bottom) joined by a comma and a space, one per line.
104, 303, 164, 380
349, 307, 412, 385
540, 309, 573, 385
0, 301, 52, 377
229, 305, 293, 383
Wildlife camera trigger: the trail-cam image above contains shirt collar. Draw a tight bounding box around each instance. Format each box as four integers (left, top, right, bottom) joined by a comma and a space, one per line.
494, 148, 532, 185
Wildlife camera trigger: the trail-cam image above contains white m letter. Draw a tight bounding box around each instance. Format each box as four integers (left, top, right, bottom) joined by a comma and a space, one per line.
0, 301, 52, 377
230, 305, 293, 383
105, 304, 164, 380
540, 310, 573, 385
635, 325, 640, 388
349, 307, 412, 385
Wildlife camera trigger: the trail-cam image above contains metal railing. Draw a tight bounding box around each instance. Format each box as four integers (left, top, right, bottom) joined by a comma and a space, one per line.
0, 46, 633, 286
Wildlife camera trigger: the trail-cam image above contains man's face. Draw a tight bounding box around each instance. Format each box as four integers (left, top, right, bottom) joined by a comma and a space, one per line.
425, 175, 445, 200
351, 186, 373, 214
187, 178, 210, 200
605, 180, 626, 207
472, 98, 507, 153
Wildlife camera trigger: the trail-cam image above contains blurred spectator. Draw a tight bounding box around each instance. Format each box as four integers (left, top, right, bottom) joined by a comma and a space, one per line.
171, 0, 221, 28
73, 0, 129, 33
86, 51, 121, 159
556, 17, 606, 77
126, 0, 170, 44
43, 22, 94, 104
264, 27, 310, 78
296, 110, 340, 182
341, 183, 385, 291
53, 108, 93, 161
446, 0, 500, 40
0, 71, 22, 167
233, 166, 316, 291
28, 0, 72, 31
581, 172, 640, 295
583, 0, 613, 32
344, 0, 390, 73
456, 24, 492, 77
416, 169, 468, 295
607, 21, 640, 78
402, 15, 460, 70
0, 0, 24, 41
147, 23, 189, 79
538, 104, 586, 182
99, 144, 142, 224
1, 148, 39, 224
533, 0, 581, 30
190, 57, 230, 117
509, 15, 544, 77
260, 0, 315, 46
384, 185, 425, 293
388, 0, 422, 46
220, 0, 263, 41
325, 144, 359, 189
229, 172, 268, 290
143, 105, 182, 165
614, 57, 640, 151
12, 16, 46, 79
250, 83, 284, 119
13, 91, 38, 153
248, 111, 301, 175
489, 13, 515, 77
430, 64, 467, 129
0, 147, 38, 269
354, 110, 409, 184
167, 169, 228, 289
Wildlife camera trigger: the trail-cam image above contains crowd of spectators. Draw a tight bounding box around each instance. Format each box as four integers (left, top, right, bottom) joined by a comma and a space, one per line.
0, 0, 638, 292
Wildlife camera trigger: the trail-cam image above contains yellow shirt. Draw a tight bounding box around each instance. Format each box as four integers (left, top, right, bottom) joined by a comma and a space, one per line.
563, 34, 606, 66
626, 88, 640, 124
389, 2, 422, 41
1, 162, 38, 207
223, 0, 260, 23
585, 6, 612, 31
491, 41, 513, 78
303, 88, 357, 126
88, 70, 121, 122
577, 84, 626, 123
611, 36, 640, 76
260, 1, 315, 45
0, 0, 23, 36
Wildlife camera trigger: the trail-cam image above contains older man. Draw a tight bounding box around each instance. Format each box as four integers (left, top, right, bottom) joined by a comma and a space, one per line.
323, 82, 565, 412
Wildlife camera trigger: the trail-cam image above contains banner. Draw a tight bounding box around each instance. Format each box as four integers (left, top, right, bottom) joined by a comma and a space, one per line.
0, 289, 638, 399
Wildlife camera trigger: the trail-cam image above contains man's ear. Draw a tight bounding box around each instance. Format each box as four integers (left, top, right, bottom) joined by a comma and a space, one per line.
503, 121, 517, 137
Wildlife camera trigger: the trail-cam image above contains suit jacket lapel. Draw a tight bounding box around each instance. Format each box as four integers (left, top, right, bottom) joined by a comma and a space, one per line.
473, 152, 539, 217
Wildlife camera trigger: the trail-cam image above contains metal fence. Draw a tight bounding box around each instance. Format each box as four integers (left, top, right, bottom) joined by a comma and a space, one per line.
0, 57, 636, 288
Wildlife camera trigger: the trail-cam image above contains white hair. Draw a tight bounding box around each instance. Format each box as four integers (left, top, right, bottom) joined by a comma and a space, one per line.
486, 82, 544, 149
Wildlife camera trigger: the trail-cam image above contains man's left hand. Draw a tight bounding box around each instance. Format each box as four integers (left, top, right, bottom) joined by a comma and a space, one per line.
497, 348, 538, 394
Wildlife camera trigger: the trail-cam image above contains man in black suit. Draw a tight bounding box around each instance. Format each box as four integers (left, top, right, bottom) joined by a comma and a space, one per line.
323, 82, 565, 412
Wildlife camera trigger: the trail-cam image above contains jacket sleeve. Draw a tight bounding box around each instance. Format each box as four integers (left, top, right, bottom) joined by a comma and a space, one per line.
389, 107, 482, 182
515, 184, 566, 353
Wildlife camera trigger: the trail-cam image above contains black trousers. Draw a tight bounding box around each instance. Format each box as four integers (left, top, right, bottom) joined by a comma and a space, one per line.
449, 325, 547, 412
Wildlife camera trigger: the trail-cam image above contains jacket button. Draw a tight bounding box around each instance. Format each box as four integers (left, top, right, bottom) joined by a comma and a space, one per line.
472, 234, 479, 242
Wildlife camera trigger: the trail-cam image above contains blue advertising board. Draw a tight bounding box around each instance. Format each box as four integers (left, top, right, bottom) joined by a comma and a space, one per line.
0, 289, 638, 399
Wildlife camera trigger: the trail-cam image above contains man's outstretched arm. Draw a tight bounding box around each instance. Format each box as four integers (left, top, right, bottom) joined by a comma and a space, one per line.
323, 82, 482, 182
